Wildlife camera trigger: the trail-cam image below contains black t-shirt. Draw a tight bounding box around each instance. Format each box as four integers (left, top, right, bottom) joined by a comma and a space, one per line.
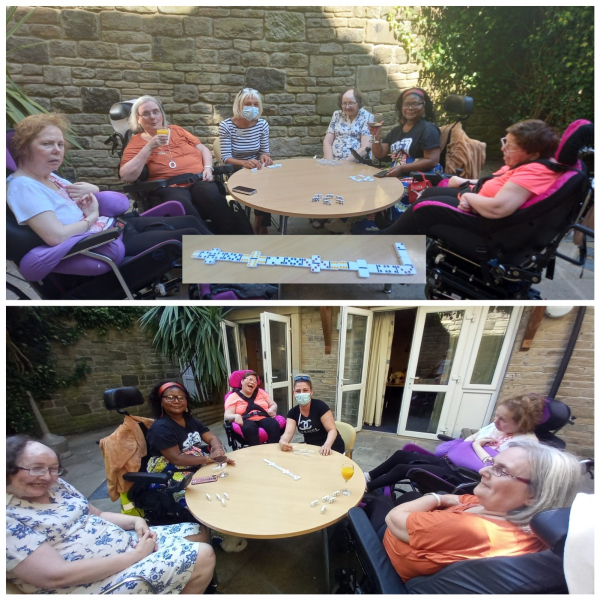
146, 414, 210, 457
286, 399, 345, 453
383, 119, 440, 167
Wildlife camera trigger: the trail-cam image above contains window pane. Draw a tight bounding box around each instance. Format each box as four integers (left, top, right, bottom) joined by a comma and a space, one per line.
225, 326, 239, 373
340, 389, 361, 427
406, 391, 445, 434
272, 386, 289, 415
415, 311, 464, 385
343, 314, 369, 385
470, 307, 514, 385
269, 321, 288, 381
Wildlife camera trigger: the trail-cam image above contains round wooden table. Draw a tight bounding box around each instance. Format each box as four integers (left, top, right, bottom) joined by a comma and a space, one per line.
227, 158, 404, 233
185, 443, 365, 539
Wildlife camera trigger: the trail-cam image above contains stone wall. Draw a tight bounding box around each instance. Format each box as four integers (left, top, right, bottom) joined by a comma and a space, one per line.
498, 307, 594, 458
41, 325, 181, 435
8, 6, 504, 188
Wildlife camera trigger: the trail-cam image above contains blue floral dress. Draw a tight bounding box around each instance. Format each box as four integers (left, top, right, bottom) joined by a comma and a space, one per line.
327, 108, 373, 160
6, 479, 200, 594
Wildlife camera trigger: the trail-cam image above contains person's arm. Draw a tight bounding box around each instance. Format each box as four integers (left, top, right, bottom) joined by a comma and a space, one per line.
459, 181, 532, 218
195, 142, 214, 182
279, 418, 296, 451
66, 182, 100, 199
387, 147, 441, 177
119, 134, 166, 183
323, 132, 336, 160
224, 406, 244, 426
448, 176, 478, 189
200, 430, 236, 465
89, 505, 155, 541
370, 134, 390, 159
160, 444, 213, 467
318, 410, 339, 456
345, 134, 372, 161
385, 493, 461, 542
10, 534, 156, 590
259, 121, 273, 166
471, 437, 495, 463
263, 393, 277, 417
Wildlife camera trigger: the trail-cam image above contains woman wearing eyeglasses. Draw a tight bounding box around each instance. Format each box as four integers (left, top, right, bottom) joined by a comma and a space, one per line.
219, 88, 273, 234
279, 374, 345, 456
120, 95, 233, 234
368, 441, 581, 584
365, 119, 561, 236
6, 435, 216, 594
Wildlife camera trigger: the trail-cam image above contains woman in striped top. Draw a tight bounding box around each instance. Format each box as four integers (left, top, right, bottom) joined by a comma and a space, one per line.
219, 88, 273, 234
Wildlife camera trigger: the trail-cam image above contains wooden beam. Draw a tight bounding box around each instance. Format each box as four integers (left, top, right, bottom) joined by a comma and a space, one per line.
521, 306, 546, 350
319, 307, 332, 354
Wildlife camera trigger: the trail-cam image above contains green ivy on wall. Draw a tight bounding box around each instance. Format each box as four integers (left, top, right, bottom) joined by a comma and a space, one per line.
6, 307, 145, 435
388, 6, 594, 131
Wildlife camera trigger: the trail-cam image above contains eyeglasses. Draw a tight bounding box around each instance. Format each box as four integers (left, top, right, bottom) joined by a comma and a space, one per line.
341, 101, 357, 108
139, 109, 162, 119
487, 459, 531, 484
294, 375, 312, 383
402, 102, 424, 110
162, 395, 187, 403
500, 137, 524, 154
18, 466, 64, 477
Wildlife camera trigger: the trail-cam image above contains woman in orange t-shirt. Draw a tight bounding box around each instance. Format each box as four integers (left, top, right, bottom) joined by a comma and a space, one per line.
367, 441, 581, 582
120, 95, 231, 234
224, 371, 280, 446
363, 119, 562, 235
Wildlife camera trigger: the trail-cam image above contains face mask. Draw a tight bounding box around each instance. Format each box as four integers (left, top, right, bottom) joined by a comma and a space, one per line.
242, 106, 259, 121
295, 392, 311, 406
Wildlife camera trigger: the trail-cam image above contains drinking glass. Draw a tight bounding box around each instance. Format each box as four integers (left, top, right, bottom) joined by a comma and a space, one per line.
369, 113, 384, 143
341, 462, 354, 495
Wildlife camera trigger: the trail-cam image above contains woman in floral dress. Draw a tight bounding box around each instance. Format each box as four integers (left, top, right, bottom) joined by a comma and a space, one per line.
6, 436, 215, 594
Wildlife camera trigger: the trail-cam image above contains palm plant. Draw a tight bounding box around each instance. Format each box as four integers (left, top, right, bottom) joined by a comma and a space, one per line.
139, 307, 228, 405
6, 6, 81, 155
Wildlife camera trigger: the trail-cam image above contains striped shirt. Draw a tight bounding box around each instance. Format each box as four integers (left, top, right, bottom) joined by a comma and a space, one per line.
218, 118, 270, 162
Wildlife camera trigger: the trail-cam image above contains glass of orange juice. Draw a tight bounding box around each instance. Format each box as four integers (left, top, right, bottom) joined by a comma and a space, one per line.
156, 128, 168, 136
341, 462, 354, 495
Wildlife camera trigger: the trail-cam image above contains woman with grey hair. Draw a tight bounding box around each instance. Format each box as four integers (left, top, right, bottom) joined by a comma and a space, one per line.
368, 440, 581, 582
6, 436, 215, 594
219, 88, 272, 234
120, 95, 232, 234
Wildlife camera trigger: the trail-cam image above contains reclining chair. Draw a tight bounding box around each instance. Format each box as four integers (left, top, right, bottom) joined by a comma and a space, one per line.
6, 131, 186, 300
223, 370, 286, 451
424, 119, 594, 300
342, 505, 573, 593
101, 387, 199, 526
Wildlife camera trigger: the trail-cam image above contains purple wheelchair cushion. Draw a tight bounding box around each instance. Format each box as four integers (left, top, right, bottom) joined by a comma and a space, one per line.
435, 439, 498, 472
95, 191, 130, 216
231, 415, 286, 443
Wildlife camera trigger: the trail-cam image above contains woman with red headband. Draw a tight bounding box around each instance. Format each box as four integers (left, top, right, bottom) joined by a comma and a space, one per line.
371, 88, 441, 178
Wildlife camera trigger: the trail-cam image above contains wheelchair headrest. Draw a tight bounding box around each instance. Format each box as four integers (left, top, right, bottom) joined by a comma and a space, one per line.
104, 387, 145, 411
530, 507, 570, 557
109, 100, 135, 136
6, 129, 17, 172
6, 207, 47, 263
228, 370, 262, 388
555, 120, 593, 166
443, 95, 474, 116
535, 398, 571, 434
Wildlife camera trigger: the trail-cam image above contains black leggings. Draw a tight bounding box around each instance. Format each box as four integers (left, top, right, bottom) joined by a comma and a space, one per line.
366, 450, 454, 492
122, 214, 208, 256
362, 187, 481, 236
151, 181, 232, 234
241, 417, 281, 446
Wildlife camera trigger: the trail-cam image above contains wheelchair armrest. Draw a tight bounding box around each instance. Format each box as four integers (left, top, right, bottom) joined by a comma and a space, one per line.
571, 223, 594, 239
530, 507, 570, 557
346, 508, 408, 594
456, 467, 481, 481
122, 173, 202, 195
63, 227, 122, 259
214, 164, 234, 176
437, 434, 455, 442
123, 471, 169, 485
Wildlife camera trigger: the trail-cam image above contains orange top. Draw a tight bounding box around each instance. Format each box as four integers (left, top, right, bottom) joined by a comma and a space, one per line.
225, 389, 272, 422
120, 125, 204, 184
480, 163, 561, 199
383, 495, 548, 582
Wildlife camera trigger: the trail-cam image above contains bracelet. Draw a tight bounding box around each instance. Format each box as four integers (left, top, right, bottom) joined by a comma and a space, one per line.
425, 492, 441, 507
83, 218, 92, 231
482, 455, 493, 464
204, 165, 214, 171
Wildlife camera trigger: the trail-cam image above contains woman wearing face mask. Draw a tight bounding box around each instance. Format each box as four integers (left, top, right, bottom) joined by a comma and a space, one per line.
279, 374, 345, 456
219, 88, 273, 234
363, 394, 544, 493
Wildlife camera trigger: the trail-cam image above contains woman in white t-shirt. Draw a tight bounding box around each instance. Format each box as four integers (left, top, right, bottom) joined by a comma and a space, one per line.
364, 394, 544, 493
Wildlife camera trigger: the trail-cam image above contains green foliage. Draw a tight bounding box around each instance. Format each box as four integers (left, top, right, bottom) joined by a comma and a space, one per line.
388, 6, 594, 130
6, 6, 82, 162
6, 307, 143, 435
139, 307, 228, 404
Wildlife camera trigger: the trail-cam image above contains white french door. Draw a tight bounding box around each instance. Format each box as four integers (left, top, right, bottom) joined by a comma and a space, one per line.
220, 319, 241, 378
336, 307, 374, 431
397, 306, 475, 439
260, 312, 292, 414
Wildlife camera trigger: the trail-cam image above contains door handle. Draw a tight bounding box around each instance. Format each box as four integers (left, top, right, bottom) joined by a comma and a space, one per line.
272, 376, 278, 379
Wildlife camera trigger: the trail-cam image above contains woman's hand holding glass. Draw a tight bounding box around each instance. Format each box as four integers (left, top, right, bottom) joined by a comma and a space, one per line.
368, 113, 384, 143
147, 133, 169, 151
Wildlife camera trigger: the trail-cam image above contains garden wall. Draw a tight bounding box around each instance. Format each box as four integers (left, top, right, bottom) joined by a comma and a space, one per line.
8, 5, 503, 189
